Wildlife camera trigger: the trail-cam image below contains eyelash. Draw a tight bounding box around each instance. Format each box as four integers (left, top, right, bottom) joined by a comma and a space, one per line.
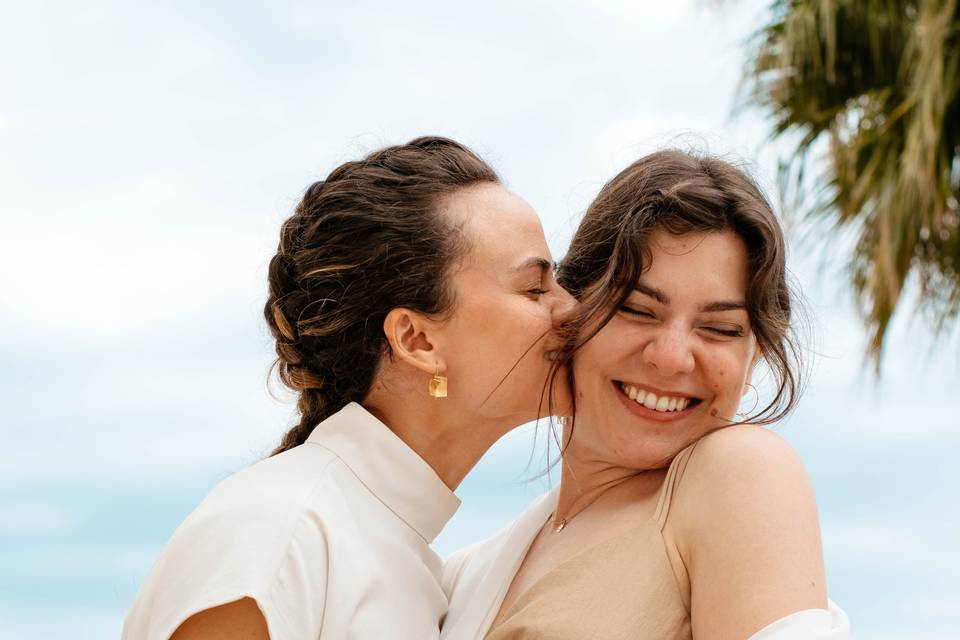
620, 305, 653, 318
708, 327, 745, 338
619, 306, 744, 338
528, 288, 548, 296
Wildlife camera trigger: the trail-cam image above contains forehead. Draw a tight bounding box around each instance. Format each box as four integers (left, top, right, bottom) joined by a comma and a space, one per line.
445, 183, 549, 267
642, 228, 748, 297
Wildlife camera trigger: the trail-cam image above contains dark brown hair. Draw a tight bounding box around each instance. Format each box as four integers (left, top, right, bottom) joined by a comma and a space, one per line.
264, 136, 499, 455
555, 149, 804, 427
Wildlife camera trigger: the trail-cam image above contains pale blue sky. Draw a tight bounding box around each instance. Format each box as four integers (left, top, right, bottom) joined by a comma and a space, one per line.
1, 1, 957, 638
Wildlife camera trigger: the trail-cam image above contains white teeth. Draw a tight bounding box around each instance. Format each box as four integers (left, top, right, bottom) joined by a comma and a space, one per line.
621, 384, 692, 413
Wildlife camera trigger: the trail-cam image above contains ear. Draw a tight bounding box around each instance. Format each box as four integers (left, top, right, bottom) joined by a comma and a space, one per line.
382, 308, 445, 376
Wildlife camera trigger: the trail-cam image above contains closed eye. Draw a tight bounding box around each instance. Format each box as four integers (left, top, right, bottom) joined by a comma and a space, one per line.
703, 325, 745, 338
619, 305, 655, 319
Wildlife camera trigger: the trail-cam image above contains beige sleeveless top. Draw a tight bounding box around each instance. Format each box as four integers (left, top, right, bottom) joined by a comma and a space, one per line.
484, 444, 697, 640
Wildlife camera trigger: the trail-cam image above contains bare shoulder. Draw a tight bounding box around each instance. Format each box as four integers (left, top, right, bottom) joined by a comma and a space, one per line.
670, 424, 818, 544
170, 597, 269, 640
670, 425, 828, 638
691, 423, 802, 465
684, 425, 808, 494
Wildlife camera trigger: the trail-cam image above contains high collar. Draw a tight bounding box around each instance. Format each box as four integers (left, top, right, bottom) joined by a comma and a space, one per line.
306, 402, 461, 543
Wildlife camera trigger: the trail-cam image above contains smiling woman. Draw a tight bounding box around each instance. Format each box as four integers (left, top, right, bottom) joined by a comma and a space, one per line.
571, 228, 763, 471
440, 150, 849, 640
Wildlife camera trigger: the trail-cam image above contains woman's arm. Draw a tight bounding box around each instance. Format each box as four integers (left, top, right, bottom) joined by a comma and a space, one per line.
669, 425, 827, 640
170, 597, 269, 640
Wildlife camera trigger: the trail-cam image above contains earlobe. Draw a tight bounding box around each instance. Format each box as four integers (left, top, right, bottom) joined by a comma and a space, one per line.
382, 308, 445, 376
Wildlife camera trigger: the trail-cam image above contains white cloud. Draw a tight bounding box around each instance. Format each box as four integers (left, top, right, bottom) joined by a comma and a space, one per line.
0, 216, 273, 339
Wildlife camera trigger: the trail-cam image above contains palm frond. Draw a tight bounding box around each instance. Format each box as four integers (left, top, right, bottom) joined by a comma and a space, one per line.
743, 0, 960, 368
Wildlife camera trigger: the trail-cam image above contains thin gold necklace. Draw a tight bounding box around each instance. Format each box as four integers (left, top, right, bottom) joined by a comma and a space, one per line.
551, 501, 597, 533
551, 472, 645, 533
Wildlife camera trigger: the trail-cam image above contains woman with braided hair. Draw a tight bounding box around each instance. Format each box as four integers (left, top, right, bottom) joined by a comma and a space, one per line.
124, 136, 575, 640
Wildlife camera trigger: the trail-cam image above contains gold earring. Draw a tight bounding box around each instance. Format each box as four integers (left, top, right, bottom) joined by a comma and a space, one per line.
428, 366, 447, 398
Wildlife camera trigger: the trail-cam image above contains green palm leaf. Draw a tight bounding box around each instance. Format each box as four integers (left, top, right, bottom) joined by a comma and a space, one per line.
743, 0, 960, 366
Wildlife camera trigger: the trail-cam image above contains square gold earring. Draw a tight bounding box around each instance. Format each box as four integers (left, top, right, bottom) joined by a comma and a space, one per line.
429, 367, 447, 398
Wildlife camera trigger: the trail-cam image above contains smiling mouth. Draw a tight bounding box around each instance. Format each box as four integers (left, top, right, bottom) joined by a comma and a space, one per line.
615, 381, 703, 414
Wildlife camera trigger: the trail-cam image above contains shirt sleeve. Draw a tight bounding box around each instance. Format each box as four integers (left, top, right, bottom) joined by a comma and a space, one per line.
747, 599, 850, 640
123, 466, 332, 640
253, 506, 331, 639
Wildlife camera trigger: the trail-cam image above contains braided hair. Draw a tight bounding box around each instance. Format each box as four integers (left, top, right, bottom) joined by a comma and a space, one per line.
264, 136, 499, 455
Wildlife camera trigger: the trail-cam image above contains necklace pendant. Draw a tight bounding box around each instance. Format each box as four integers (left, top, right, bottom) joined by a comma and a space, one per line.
555, 518, 567, 533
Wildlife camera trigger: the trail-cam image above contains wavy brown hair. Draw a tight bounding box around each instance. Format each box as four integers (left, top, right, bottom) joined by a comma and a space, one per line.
264, 136, 499, 455
554, 149, 805, 431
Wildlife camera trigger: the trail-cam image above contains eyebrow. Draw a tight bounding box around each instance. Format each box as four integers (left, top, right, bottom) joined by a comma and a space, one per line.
515, 257, 553, 272
634, 282, 747, 313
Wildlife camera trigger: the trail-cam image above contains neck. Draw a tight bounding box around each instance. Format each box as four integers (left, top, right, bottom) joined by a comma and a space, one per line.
554, 430, 643, 521
363, 392, 507, 491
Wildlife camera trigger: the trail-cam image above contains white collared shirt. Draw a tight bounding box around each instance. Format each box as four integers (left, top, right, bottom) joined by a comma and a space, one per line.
124, 402, 460, 640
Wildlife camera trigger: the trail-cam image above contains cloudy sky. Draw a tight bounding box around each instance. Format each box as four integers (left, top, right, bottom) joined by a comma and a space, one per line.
1, 1, 957, 638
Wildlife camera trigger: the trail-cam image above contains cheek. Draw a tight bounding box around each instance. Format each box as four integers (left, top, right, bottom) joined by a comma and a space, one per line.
508, 303, 558, 354
572, 346, 606, 391
483, 300, 555, 372
446, 303, 509, 367
702, 348, 752, 399
574, 323, 630, 375
463, 298, 531, 339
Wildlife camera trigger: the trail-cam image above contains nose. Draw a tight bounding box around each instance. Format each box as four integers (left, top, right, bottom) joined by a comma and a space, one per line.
550, 284, 578, 329
642, 325, 695, 377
